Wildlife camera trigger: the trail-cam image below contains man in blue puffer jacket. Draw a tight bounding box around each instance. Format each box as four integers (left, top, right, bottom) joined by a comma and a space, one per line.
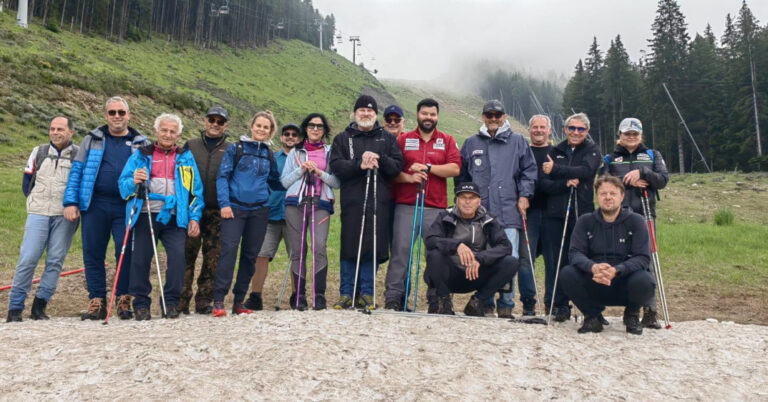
63, 96, 149, 321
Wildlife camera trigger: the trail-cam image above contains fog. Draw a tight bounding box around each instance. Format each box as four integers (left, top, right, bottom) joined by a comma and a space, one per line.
314, 0, 768, 90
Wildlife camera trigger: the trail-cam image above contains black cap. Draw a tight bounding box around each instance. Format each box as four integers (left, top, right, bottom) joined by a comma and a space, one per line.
206, 106, 229, 121
281, 123, 300, 133
482, 100, 505, 114
354, 95, 378, 114
455, 182, 480, 197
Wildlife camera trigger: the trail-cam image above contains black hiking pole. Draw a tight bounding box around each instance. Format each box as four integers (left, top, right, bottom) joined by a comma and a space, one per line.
352, 169, 373, 308
403, 180, 424, 312
144, 185, 168, 318
547, 187, 574, 325
103, 196, 140, 325
642, 189, 671, 329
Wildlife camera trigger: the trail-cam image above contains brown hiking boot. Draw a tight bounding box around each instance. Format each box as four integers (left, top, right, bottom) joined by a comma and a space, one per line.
81, 298, 106, 320
116, 295, 134, 320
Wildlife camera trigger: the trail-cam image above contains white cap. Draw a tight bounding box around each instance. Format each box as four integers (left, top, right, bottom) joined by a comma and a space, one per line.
618, 118, 643, 134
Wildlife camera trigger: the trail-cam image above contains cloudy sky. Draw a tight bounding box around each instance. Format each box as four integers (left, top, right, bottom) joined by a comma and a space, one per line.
314, 0, 768, 87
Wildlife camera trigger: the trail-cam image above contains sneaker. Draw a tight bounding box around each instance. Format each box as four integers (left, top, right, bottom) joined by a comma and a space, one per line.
164, 305, 180, 319
357, 294, 375, 310
232, 302, 254, 315
497, 305, 514, 319
289, 293, 308, 311
385, 300, 403, 311
6, 309, 22, 323
81, 298, 106, 320
244, 292, 263, 311
641, 306, 662, 329
313, 294, 327, 310
464, 297, 485, 317
437, 296, 455, 315
623, 307, 643, 335
30, 297, 50, 320
577, 315, 604, 334
552, 305, 571, 322
333, 295, 353, 310
134, 307, 151, 321
212, 301, 227, 317
116, 295, 133, 320
195, 305, 213, 315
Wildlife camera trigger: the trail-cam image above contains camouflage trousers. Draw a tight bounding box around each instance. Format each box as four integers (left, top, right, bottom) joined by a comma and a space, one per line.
179, 208, 222, 310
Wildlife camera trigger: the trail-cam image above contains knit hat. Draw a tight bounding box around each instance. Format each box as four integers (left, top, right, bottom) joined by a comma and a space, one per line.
354, 95, 378, 114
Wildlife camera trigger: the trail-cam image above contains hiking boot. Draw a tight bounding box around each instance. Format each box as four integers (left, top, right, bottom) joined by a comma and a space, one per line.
232, 303, 254, 315
437, 296, 455, 315
483, 304, 495, 316
289, 293, 308, 311
385, 300, 403, 311
116, 295, 133, 320
134, 307, 151, 321
179, 307, 191, 315
552, 306, 571, 323
497, 305, 514, 319
623, 307, 643, 335
598, 313, 610, 326
427, 296, 439, 314
333, 295, 353, 310
244, 292, 263, 311
212, 301, 227, 317
522, 301, 536, 317
81, 298, 106, 320
195, 305, 213, 315
313, 294, 327, 310
464, 297, 485, 317
164, 305, 180, 319
6, 309, 22, 323
641, 306, 662, 329
30, 297, 50, 320
356, 294, 375, 310
577, 315, 604, 334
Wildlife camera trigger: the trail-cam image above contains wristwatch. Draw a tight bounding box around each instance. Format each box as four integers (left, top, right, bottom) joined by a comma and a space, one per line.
425, 163, 432, 173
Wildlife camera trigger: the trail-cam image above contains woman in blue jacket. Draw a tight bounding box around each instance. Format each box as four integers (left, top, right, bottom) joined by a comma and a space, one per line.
212, 111, 282, 317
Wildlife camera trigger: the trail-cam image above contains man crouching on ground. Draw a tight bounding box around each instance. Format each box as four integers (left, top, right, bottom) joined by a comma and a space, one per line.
423, 182, 518, 316
559, 175, 654, 335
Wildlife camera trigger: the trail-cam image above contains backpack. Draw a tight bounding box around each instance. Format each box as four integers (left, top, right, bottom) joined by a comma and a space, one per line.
29, 145, 76, 192
233, 140, 275, 170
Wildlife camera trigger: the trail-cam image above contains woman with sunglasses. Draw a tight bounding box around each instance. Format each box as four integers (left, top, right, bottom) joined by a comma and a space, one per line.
280, 113, 340, 310
601, 117, 669, 329
212, 111, 283, 317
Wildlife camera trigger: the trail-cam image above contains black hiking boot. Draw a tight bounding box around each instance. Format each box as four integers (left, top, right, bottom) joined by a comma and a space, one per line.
436, 296, 454, 315
578, 315, 604, 334
6, 309, 22, 323
642, 306, 662, 329
497, 305, 514, 319
135, 307, 151, 321
552, 305, 571, 323
313, 294, 327, 310
464, 296, 485, 317
195, 305, 213, 315
289, 293, 308, 311
81, 298, 106, 320
598, 313, 610, 326
385, 300, 403, 311
522, 300, 536, 317
116, 295, 133, 320
244, 292, 263, 311
164, 305, 180, 319
623, 307, 643, 335
427, 296, 439, 314
30, 297, 50, 320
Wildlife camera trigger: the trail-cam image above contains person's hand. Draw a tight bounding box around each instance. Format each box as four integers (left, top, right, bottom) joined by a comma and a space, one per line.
518, 196, 529, 218
542, 155, 554, 174
591, 263, 615, 286
361, 151, 380, 170
567, 178, 579, 188
64, 206, 80, 222
133, 168, 148, 185
465, 260, 480, 281
221, 207, 234, 219
456, 243, 475, 268
634, 179, 648, 188
410, 163, 428, 173
187, 220, 200, 237
408, 171, 428, 183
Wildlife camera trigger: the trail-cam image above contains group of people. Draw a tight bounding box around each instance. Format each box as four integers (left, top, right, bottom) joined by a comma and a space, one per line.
6, 93, 669, 335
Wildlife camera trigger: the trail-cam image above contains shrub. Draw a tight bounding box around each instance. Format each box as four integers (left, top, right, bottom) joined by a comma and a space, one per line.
714, 209, 734, 226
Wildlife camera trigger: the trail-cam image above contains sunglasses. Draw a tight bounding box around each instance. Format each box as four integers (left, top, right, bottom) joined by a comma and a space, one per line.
306, 123, 325, 131
207, 117, 227, 126
484, 112, 503, 119
567, 125, 587, 133
282, 131, 300, 138
107, 110, 127, 117
385, 117, 402, 124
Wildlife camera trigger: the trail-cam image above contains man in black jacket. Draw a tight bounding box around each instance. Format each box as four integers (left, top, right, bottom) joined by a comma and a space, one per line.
423, 182, 518, 317
540, 112, 602, 322
329, 95, 404, 310
559, 175, 654, 335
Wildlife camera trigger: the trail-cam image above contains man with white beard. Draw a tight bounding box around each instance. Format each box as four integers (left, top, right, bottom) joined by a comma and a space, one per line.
329, 95, 404, 309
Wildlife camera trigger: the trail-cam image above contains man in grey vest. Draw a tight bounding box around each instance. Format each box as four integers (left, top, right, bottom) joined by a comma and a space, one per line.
7, 116, 80, 322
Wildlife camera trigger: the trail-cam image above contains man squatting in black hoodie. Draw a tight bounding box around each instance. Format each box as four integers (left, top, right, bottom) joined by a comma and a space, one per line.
559, 175, 655, 335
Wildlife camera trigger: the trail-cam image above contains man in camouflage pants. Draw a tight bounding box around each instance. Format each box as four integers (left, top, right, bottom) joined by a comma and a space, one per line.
179, 107, 232, 314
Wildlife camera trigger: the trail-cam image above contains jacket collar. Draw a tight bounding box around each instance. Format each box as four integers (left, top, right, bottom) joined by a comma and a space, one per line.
478, 121, 512, 141
200, 130, 229, 148
346, 121, 384, 137
443, 205, 494, 226
613, 143, 648, 156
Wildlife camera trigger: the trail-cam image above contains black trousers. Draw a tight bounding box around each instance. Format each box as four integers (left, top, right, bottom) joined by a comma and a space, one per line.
559, 265, 655, 317
424, 250, 518, 301
213, 207, 269, 304
543, 216, 576, 308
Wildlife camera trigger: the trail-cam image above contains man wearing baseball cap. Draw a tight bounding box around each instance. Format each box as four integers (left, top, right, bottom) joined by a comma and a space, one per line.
179, 106, 232, 314
423, 182, 518, 316
383, 104, 405, 137
455, 99, 537, 318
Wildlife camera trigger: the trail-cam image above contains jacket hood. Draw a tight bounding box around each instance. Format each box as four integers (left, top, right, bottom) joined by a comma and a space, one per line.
592, 205, 635, 224
238, 135, 272, 147
138, 143, 186, 157
345, 121, 383, 137
478, 120, 511, 138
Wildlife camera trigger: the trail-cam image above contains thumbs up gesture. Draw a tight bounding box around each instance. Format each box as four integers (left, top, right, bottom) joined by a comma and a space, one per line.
542, 155, 554, 175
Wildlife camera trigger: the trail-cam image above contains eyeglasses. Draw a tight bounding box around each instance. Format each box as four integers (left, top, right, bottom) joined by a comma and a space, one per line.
282, 131, 300, 138
107, 110, 127, 117
621, 131, 641, 137
483, 112, 503, 119
306, 123, 325, 131
385, 117, 402, 124
567, 125, 587, 133
207, 117, 227, 126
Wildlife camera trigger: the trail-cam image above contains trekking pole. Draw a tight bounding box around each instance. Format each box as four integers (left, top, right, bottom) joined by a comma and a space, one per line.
295, 172, 311, 310
309, 171, 318, 309
411, 179, 427, 311
642, 189, 671, 329
103, 196, 140, 325
352, 169, 372, 308
372, 167, 378, 310
547, 187, 574, 325
522, 216, 545, 316
275, 260, 291, 310
403, 181, 423, 312
144, 185, 167, 318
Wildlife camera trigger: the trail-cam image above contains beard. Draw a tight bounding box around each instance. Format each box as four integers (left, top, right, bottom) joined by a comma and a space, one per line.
417, 118, 437, 133
356, 116, 376, 129
600, 204, 621, 216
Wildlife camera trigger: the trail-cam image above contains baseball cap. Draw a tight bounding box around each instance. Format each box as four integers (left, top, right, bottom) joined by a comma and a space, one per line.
281, 123, 300, 134
455, 182, 481, 197
618, 117, 643, 134
383, 105, 404, 118
482, 100, 505, 114
206, 106, 229, 121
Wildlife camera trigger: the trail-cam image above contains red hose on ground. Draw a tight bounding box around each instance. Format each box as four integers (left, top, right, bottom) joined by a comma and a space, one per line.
0, 268, 85, 292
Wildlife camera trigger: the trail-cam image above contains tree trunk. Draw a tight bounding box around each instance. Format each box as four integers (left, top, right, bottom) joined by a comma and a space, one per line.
194, 0, 204, 47
118, 0, 128, 43
109, 0, 116, 38
677, 129, 685, 174
59, 0, 67, 28
41, 0, 48, 25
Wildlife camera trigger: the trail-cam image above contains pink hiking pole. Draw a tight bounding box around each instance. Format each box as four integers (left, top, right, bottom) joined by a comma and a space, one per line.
295, 172, 311, 310
310, 172, 317, 309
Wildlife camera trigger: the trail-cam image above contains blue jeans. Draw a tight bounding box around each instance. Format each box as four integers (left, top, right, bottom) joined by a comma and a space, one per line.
489, 228, 520, 308
81, 197, 131, 299
9, 214, 79, 311
516, 208, 551, 305
339, 254, 375, 297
